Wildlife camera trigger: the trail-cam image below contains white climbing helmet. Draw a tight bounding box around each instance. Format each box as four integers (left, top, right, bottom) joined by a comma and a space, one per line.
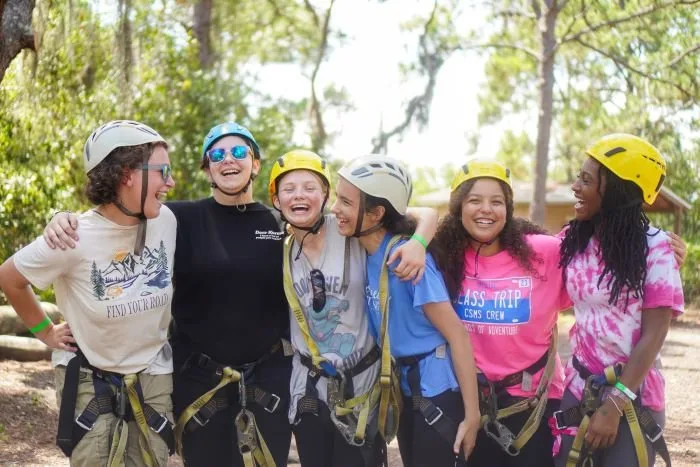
83, 120, 166, 173
338, 154, 413, 215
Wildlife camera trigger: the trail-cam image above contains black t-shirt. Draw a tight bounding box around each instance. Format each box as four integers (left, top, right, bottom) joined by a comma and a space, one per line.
167, 198, 289, 366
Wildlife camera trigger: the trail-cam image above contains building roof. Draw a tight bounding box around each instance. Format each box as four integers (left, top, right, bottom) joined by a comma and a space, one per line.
415, 181, 691, 211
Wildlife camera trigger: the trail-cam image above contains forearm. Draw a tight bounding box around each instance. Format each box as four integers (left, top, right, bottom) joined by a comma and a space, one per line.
449, 333, 480, 421
618, 310, 672, 393
0, 260, 51, 330
406, 207, 438, 243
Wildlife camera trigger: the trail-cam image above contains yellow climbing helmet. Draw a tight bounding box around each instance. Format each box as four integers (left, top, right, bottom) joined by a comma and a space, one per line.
450, 159, 512, 193
268, 149, 332, 203
586, 133, 666, 204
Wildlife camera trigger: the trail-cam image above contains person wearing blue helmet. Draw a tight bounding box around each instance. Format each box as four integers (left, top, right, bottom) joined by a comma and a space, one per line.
42, 122, 293, 466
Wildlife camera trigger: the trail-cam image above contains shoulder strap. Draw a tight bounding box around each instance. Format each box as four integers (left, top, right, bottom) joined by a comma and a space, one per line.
282, 235, 327, 368
378, 236, 403, 386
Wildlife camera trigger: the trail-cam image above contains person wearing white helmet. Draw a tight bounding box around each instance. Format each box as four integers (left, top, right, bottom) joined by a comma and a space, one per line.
332, 155, 481, 466
268, 149, 437, 466
41, 121, 294, 466
0, 120, 177, 466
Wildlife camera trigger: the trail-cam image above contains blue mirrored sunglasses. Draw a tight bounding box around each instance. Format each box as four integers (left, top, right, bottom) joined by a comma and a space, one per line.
142, 164, 172, 182
206, 145, 249, 163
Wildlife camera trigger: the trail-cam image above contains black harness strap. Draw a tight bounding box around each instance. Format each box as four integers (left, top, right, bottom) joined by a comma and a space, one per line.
296, 345, 381, 417
478, 349, 549, 395
553, 356, 671, 467
397, 348, 465, 461
181, 343, 283, 432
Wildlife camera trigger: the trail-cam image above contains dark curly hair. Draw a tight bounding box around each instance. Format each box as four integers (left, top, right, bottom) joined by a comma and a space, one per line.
85, 142, 167, 205
364, 194, 417, 236
432, 179, 548, 300
559, 164, 656, 307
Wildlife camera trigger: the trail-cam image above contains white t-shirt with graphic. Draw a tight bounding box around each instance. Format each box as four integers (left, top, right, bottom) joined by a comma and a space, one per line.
13, 208, 177, 375
287, 215, 378, 422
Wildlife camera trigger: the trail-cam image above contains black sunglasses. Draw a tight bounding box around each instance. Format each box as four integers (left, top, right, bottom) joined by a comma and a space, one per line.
309, 269, 326, 312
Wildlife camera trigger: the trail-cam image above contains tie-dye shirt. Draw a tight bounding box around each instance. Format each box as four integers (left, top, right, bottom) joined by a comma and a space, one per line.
563, 228, 684, 411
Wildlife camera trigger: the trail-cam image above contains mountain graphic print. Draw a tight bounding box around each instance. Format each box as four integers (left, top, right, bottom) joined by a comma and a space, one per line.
90, 240, 170, 300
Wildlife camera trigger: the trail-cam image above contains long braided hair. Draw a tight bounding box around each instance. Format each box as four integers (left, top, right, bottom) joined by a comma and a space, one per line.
432, 179, 547, 300
559, 164, 655, 307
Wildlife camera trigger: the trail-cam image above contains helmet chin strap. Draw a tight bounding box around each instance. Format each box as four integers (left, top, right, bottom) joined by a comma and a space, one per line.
115, 161, 149, 256
212, 172, 256, 209
472, 237, 496, 278
352, 194, 383, 238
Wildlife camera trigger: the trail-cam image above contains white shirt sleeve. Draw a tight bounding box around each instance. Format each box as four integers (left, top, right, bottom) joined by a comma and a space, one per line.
12, 236, 81, 290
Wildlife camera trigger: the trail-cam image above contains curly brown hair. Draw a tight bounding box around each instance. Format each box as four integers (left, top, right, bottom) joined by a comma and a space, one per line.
85, 142, 167, 205
431, 179, 548, 300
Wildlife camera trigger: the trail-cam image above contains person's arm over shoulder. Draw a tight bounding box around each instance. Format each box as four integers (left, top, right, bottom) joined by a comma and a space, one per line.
643, 230, 684, 317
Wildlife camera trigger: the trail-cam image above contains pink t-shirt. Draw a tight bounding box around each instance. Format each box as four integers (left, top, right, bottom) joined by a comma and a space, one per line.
563, 228, 684, 411
454, 234, 572, 399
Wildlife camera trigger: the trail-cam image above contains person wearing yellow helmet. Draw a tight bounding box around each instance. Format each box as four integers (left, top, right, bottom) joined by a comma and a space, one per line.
431, 158, 570, 467
269, 149, 438, 467
41, 121, 295, 467
554, 134, 684, 467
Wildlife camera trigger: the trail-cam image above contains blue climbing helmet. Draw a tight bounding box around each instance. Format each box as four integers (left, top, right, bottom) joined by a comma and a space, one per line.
201, 122, 260, 160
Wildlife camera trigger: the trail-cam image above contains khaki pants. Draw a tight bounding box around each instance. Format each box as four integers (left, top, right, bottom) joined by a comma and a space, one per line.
55, 366, 173, 467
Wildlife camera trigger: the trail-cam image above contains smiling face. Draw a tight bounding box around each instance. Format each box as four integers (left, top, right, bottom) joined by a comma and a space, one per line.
204, 135, 259, 194
459, 178, 507, 247
273, 169, 327, 228
572, 157, 604, 221
330, 177, 381, 237
125, 145, 175, 219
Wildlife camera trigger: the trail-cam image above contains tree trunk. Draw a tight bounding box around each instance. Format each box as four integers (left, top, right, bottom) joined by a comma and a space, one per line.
193, 0, 214, 69
0, 335, 51, 361
0, 303, 63, 335
529, 2, 558, 225
0, 0, 36, 82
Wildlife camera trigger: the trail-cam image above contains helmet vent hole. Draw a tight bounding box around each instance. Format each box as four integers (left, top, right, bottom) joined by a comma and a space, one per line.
604, 147, 626, 157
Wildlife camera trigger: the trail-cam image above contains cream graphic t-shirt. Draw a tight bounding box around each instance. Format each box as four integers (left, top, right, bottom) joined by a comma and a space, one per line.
14, 208, 177, 374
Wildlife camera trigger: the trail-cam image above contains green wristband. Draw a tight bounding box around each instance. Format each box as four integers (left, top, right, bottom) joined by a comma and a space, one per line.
613, 381, 637, 401
411, 233, 428, 249
29, 316, 52, 334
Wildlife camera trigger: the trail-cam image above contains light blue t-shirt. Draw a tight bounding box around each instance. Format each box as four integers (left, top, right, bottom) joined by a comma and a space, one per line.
365, 233, 459, 397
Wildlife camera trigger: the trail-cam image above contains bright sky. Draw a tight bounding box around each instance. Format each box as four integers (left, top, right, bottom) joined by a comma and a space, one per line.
255, 1, 517, 173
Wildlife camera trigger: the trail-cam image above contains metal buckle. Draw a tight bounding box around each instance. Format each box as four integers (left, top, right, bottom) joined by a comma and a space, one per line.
645, 425, 663, 443
425, 406, 443, 426
484, 420, 519, 456
264, 394, 281, 413
75, 415, 94, 432
235, 409, 258, 453
150, 414, 169, 434
552, 410, 566, 430
192, 412, 209, 428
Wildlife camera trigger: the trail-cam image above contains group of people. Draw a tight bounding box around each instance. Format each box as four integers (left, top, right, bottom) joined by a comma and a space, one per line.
0, 119, 686, 467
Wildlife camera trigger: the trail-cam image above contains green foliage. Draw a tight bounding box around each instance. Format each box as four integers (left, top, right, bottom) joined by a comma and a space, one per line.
0, 0, 322, 268
681, 243, 700, 305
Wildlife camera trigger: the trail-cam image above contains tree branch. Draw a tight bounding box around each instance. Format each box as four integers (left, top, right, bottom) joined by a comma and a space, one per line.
308, 0, 335, 152
561, 0, 700, 45
530, 0, 542, 19
463, 42, 539, 60
303, 0, 320, 28
372, 0, 445, 153
575, 38, 695, 99
0, 0, 36, 83
668, 43, 700, 68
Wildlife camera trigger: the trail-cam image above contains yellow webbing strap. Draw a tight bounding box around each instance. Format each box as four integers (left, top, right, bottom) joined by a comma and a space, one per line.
124, 374, 159, 467
478, 324, 558, 451
236, 409, 276, 467
567, 415, 591, 467
174, 366, 241, 456
566, 364, 648, 467
282, 234, 385, 445
376, 235, 404, 442
108, 418, 129, 467
282, 235, 327, 368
